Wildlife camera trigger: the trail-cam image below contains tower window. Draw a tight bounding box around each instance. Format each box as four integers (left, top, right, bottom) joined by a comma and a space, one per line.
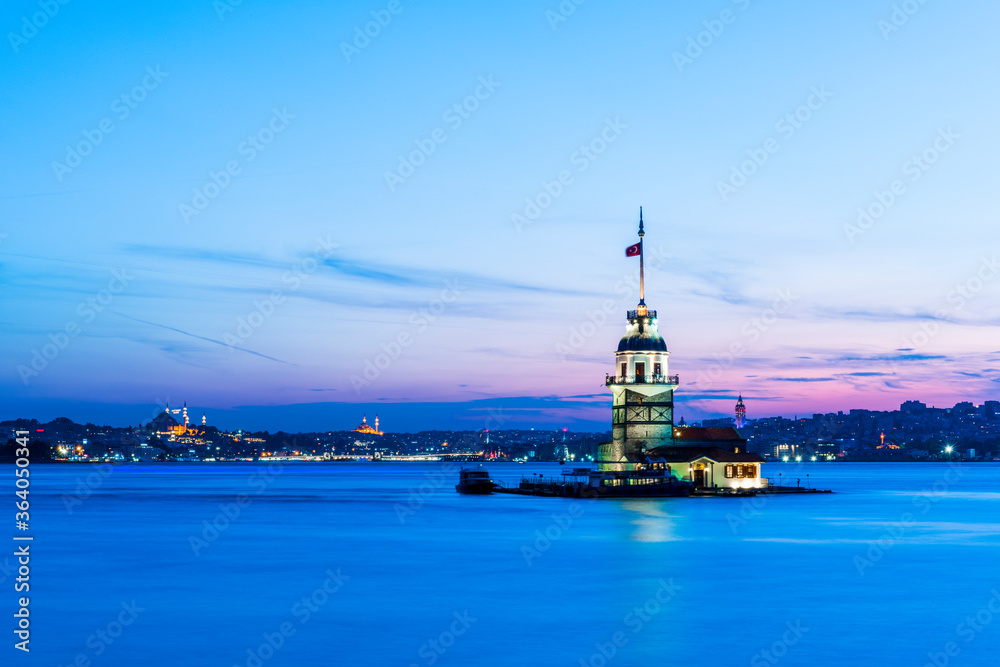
653, 363, 661, 377
635, 362, 645, 382
621, 363, 627, 378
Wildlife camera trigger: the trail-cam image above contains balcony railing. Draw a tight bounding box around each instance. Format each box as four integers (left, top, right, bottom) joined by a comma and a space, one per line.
627, 309, 657, 320
606, 374, 679, 386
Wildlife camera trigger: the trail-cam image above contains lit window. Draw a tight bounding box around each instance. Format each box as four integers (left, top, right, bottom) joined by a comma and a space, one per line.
653, 363, 661, 377
725, 464, 735, 478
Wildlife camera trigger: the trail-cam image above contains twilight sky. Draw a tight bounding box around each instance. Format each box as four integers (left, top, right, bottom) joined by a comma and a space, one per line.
2, 0, 999, 431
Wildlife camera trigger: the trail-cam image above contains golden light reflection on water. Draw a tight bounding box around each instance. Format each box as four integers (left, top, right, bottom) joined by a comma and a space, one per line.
620, 501, 686, 542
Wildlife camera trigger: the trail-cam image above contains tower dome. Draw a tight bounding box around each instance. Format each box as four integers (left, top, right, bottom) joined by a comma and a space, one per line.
617, 311, 668, 352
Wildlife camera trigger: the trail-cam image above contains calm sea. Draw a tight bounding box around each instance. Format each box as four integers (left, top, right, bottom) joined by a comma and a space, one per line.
13, 461, 1000, 666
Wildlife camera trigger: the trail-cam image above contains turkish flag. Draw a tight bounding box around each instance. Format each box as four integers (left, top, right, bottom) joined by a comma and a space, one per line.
625, 242, 641, 257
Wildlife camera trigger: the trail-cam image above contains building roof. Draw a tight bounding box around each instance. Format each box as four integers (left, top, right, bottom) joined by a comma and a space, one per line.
645, 446, 764, 464
673, 427, 745, 442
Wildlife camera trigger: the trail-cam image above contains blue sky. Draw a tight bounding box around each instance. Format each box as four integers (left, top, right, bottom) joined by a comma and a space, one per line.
2, 0, 999, 431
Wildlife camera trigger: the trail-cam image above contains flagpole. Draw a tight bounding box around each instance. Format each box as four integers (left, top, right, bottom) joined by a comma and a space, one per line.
638, 207, 645, 307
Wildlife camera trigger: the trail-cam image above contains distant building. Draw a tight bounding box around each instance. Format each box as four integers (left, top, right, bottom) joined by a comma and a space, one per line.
735, 395, 746, 429
146, 402, 206, 438
354, 414, 382, 435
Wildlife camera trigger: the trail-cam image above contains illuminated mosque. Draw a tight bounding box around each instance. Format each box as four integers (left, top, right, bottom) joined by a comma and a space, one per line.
148, 402, 207, 438
354, 414, 382, 436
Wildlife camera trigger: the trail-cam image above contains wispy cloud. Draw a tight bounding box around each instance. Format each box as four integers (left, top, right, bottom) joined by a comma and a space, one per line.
766, 377, 835, 382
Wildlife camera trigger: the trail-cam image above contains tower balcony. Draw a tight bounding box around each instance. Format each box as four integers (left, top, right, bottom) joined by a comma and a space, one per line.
627, 309, 657, 320
606, 374, 679, 387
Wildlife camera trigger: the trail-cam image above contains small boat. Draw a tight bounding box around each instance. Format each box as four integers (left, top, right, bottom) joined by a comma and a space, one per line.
455, 466, 495, 494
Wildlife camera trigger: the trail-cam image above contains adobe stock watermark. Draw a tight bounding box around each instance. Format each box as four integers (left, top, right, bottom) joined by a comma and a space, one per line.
394, 408, 508, 524
179, 107, 295, 223
188, 460, 285, 555
885, 255, 998, 374
7, 0, 72, 53
545, 0, 586, 30
341, 0, 408, 63
878, 0, 933, 40
17, 268, 134, 385
213, 0, 243, 20
51, 600, 145, 665
61, 463, 114, 514
921, 588, 1000, 667
350, 279, 464, 392
578, 579, 682, 667
690, 288, 797, 389
843, 127, 958, 243
521, 503, 584, 566
384, 75, 501, 192
51, 66, 168, 182
235, 568, 349, 667
408, 611, 477, 667
555, 244, 671, 361
726, 458, 811, 533
394, 461, 461, 524
750, 621, 809, 667
223, 236, 338, 350
853, 462, 965, 576
716, 85, 833, 202
673, 0, 754, 73
511, 117, 627, 233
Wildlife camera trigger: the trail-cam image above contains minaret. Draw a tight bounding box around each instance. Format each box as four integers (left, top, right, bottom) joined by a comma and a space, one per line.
600, 209, 677, 471
375, 414, 380, 435
735, 395, 746, 429
183, 402, 189, 427
202, 412, 206, 427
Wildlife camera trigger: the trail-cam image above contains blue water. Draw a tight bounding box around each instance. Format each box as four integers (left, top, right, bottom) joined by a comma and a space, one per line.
12, 462, 1000, 666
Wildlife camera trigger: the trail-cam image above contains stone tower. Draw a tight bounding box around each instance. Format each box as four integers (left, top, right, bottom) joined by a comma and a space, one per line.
599, 209, 678, 470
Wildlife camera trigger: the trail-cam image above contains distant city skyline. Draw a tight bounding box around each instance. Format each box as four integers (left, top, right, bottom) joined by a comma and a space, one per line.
3, 1, 999, 430
5, 394, 998, 434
